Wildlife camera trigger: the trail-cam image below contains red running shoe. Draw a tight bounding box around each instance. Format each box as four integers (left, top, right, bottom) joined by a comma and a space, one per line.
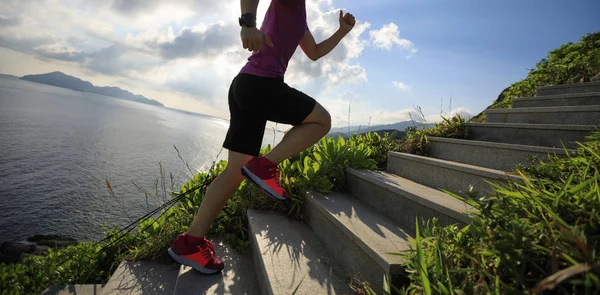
242, 156, 288, 200
168, 234, 224, 274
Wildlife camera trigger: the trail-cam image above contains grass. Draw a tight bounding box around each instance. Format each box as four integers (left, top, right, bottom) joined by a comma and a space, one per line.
398, 113, 468, 156
398, 131, 600, 295
0, 132, 392, 295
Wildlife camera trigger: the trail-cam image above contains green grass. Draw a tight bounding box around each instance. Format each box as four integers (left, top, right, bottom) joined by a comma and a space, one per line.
398, 114, 468, 155
398, 131, 600, 295
0, 132, 393, 295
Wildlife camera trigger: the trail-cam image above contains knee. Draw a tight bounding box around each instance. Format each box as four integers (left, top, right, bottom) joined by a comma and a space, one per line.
320, 110, 332, 133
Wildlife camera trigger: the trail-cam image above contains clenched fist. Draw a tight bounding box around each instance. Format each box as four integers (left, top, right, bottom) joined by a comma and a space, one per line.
241, 26, 274, 52
339, 10, 356, 34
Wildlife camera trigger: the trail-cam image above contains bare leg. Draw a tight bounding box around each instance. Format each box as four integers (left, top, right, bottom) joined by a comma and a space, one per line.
265, 102, 331, 164
186, 151, 252, 238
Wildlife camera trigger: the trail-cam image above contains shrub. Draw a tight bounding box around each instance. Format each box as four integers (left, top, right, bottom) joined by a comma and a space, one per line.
399, 132, 600, 295
0, 132, 391, 294
399, 115, 468, 155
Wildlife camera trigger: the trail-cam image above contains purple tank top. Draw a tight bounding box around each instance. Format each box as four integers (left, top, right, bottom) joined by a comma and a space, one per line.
239, 0, 308, 78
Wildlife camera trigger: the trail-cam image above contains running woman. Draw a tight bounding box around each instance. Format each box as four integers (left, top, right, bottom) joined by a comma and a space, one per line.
168, 0, 356, 274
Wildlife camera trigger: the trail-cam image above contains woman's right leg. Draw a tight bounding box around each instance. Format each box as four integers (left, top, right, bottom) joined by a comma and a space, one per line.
186, 150, 252, 238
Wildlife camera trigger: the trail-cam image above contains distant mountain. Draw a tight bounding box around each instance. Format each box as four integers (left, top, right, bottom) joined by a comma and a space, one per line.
330, 120, 435, 136
0, 74, 19, 79
20, 72, 164, 107
329, 129, 406, 140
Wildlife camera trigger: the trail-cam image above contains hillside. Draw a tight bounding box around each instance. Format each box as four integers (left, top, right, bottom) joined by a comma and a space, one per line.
0, 74, 19, 79
471, 31, 600, 122
330, 120, 435, 136
20, 72, 164, 107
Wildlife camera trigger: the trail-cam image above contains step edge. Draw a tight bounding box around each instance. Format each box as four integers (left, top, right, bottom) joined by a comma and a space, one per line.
485, 105, 600, 113
388, 151, 522, 181
537, 81, 600, 91
248, 209, 350, 295
305, 190, 410, 273
514, 91, 600, 101
428, 137, 573, 154
347, 168, 473, 224
464, 122, 596, 130
247, 209, 277, 295
173, 265, 185, 295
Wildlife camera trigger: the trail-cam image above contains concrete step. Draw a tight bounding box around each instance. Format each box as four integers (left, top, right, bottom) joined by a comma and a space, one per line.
42, 284, 105, 295
101, 260, 179, 295
387, 151, 522, 198
512, 92, 600, 108
247, 209, 350, 295
428, 137, 574, 171
172, 237, 259, 295
486, 105, 600, 125
464, 122, 595, 148
305, 191, 413, 293
536, 81, 600, 96
346, 168, 474, 228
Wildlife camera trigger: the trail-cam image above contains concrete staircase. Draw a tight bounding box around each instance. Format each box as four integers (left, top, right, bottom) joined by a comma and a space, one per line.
52, 81, 598, 295
244, 81, 598, 294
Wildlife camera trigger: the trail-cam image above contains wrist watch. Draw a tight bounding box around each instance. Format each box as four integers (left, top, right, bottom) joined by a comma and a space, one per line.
239, 13, 256, 28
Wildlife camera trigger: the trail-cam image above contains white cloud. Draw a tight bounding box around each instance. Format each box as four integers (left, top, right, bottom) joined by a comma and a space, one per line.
369, 23, 416, 57
392, 81, 410, 91
285, 2, 371, 88
0, 0, 420, 122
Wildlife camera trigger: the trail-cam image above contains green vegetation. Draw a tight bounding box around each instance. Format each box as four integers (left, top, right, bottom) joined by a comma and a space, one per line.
0, 133, 392, 295
399, 131, 600, 295
4, 31, 599, 294
471, 31, 600, 122
399, 115, 468, 155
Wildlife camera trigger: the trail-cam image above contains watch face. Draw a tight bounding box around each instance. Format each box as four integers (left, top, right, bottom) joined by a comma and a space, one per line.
242, 14, 256, 27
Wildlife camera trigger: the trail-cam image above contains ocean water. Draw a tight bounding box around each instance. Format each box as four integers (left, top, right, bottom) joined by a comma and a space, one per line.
0, 77, 279, 243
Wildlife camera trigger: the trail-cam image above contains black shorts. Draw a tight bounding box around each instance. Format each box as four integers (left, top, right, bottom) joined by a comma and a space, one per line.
223, 73, 317, 156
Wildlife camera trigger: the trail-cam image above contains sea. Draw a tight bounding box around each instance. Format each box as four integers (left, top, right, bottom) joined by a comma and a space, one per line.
0, 77, 280, 243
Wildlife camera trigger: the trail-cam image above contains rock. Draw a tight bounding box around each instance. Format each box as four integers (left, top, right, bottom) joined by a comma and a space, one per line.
27, 234, 76, 243
0, 235, 77, 264
26, 234, 77, 248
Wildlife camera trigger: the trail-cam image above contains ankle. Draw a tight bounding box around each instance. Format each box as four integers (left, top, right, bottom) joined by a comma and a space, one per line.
263, 155, 280, 165
184, 233, 205, 244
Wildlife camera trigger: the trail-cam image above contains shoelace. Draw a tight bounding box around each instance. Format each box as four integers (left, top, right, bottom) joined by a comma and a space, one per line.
199, 239, 216, 261
268, 166, 282, 185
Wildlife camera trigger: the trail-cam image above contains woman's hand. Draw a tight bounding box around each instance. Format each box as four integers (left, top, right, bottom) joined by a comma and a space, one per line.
338, 10, 356, 35
241, 26, 274, 52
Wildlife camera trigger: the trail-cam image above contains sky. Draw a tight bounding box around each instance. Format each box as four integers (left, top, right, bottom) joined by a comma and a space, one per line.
0, 0, 599, 129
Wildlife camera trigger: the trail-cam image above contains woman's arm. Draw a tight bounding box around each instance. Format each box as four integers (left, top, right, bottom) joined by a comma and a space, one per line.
300, 10, 356, 61
240, 0, 273, 51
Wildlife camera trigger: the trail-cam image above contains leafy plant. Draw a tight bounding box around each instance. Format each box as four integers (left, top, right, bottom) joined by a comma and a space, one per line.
0, 132, 394, 295
399, 131, 600, 295
399, 115, 468, 155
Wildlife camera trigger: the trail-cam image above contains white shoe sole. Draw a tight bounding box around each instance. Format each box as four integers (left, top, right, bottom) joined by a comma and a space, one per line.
168, 248, 222, 275
241, 166, 287, 201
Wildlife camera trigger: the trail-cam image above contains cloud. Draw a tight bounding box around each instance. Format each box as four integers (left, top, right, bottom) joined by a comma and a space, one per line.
369, 23, 416, 56
0, 15, 19, 26
34, 44, 162, 77
422, 107, 474, 123
157, 22, 238, 60
110, 0, 164, 15
0, 0, 419, 120
392, 81, 411, 91
285, 3, 371, 88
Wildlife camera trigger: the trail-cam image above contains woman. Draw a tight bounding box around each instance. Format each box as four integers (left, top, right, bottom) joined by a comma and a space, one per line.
168, 0, 356, 274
